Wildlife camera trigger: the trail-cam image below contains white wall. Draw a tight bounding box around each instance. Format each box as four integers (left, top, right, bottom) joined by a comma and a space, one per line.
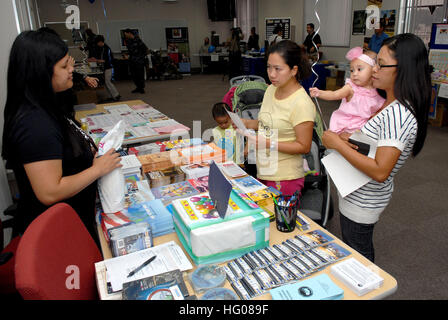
258, 0, 400, 63
35, 0, 234, 68
321, 0, 400, 62
258, 0, 304, 43
0, 0, 20, 244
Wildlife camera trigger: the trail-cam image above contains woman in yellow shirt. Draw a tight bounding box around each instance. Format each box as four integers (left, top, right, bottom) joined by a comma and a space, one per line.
241, 40, 316, 195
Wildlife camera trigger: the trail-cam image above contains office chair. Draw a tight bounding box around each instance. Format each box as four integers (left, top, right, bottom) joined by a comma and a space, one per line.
15, 203, 102, 300
0, 218, 21, 297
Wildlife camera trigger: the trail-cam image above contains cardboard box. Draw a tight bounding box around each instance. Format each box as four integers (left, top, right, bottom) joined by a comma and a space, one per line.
138, 151, 185, 173
326, 77, 342, 91
429, 100, 448, 127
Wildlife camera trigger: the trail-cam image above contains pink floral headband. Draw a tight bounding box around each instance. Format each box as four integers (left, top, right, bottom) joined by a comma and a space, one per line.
346, 47, 376, 67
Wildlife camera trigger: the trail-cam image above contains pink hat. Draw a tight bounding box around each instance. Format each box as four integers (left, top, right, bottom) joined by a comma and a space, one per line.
346, 47, 376, 67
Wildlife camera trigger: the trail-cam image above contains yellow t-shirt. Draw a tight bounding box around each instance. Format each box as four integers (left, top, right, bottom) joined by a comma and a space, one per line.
256, 85, 316, 181
212, 125, 243, 163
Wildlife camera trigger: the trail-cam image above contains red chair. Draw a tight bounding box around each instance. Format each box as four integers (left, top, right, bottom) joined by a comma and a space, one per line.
15, 203, 102, 300
0, 218, 21, 297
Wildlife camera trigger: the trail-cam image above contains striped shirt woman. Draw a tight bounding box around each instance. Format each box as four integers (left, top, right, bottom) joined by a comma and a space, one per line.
322, 34, 431, 262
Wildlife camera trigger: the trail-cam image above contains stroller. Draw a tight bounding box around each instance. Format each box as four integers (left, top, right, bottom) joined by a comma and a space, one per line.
299, 114, 334, 228
232, 80, 268, 120
149, 50, 182, 81
230, 75, 266, 87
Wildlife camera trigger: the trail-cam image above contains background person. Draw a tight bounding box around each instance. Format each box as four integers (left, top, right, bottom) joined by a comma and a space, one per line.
123, 28, 149, 94
302, 23, 322, 54
322, 34, 431, 262
82, 28, 97, 58
268, 25, 283, 46
247, 27, 260, 51
89, 35, 121, 102
367, 22, 389, 54
199, 37, 211, 54
1, 29, 122, 240
228, 27, 244, 79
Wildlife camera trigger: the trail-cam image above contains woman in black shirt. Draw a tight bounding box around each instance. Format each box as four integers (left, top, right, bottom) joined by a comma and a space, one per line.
2, 29, 122, 239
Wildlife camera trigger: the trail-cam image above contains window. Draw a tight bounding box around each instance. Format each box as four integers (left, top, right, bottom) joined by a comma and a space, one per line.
403, 0, 448, 47
13, 0, 40, 32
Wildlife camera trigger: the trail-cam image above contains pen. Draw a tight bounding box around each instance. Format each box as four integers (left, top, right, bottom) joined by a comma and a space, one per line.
270, 193, 278, 206
127, 255, 157, 278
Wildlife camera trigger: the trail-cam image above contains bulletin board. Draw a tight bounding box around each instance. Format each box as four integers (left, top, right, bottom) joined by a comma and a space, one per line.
265, 18, 291, 40
429, 23, 448, 50
429, 49, 448, 84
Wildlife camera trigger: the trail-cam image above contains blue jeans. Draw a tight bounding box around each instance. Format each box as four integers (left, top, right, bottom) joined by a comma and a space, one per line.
339, 213, 376, 262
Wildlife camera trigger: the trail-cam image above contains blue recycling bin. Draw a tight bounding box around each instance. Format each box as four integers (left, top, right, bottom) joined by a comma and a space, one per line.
301, 63, 333, 94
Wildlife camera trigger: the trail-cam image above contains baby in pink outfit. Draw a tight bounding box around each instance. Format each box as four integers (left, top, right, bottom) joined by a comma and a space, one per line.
310, 47, 385, 134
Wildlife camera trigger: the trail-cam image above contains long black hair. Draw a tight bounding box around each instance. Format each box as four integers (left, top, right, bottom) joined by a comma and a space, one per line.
2, 29, 69, 160
268, 40, 311, 81
382, 33, 431, 157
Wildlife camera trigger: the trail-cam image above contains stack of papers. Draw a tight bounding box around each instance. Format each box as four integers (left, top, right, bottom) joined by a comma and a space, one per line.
123, 176, 154, 209
109, 222, 153, 258
104, 241, 193, 292
217, 161, 247, 178
133, 143, 161, 156
330, 257, 384, 296
100, 199, 174, 242
138, 151, 184, 172
230, 175, 266, 194
270, 274, 344, 300
138, 199, 175, 238
145, 167, 186, 188
151, 180, 200, 204
177, 143, 226, 164
156, 138, 204, 151
120, 155, 142, 177
180, 161, 211, 179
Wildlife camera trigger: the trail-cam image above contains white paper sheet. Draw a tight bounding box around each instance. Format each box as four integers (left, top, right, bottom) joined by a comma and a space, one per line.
104, 104, 133, 114
322, 132, 377, 198
127, 125, 158, 138
225, 109, 250, 135
104, 241, 193, 292
438, 83, 448, 99
145, 119, 179, 128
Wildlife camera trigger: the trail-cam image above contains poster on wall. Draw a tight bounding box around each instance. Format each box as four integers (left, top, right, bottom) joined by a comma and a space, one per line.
429, 49, 448, 84
165, 27, 190, 73
265, 18, 291, 40
381, 10, 396, 36
368, 0, 382, 8
352, 10, 367, 35
434, 24, 448, 46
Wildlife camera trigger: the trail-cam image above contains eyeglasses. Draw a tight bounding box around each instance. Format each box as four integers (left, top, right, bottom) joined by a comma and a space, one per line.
376, 63, 398, 69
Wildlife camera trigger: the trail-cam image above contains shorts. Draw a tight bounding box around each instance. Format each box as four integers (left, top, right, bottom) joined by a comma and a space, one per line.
259, 177, 305, 196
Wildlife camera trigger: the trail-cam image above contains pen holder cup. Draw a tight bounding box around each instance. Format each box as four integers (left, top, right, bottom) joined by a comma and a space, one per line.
274, 195, 299, 233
